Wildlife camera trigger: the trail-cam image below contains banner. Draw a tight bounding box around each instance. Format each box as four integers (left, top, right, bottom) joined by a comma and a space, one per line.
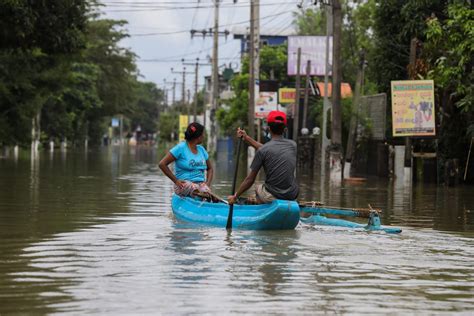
287, 36, 333, 76
278, 88, 296, 104
255, 92, 278, 118
391, 80, 435, 137
178, 115, 189, 141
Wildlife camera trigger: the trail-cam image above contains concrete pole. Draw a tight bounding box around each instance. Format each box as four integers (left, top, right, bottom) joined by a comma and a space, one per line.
331, 0, 342, 147
329, 0, 343, 185
344, 50, 365, 179
247, 0, 260, 171
172, 78, 176, 106
31, 112, 40, 156
293, 47, 301, 141
194, 58, 199, 121
303, 60, 311, 129
120, 114, 124, 146
321, 4, 332, 180
248, 0, 256, 138
254, 0, 260, 99
182, 67, 186, 107
208, 0, 219, 154
404, 38, 417, 186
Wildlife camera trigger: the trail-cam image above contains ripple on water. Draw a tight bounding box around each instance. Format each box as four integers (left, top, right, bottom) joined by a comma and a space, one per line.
1, 151, 473, 314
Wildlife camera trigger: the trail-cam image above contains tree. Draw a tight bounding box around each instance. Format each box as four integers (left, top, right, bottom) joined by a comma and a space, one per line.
0, 0, 90, 146
130, 81, 164, 134
424, 3, 474, 171
217, 45, 288, 134
371, 0, 447, 95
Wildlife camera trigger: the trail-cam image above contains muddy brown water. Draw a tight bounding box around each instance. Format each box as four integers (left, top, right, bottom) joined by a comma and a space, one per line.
0, 147, 473, 314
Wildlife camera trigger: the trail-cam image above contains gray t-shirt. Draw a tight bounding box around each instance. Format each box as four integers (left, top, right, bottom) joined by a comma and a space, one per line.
250, 138, 299, 200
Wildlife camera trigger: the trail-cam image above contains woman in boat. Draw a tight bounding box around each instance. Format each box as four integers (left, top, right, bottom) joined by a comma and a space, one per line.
159, 122, 213, 197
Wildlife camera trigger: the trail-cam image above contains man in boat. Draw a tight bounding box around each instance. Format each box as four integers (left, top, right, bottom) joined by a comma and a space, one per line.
159, 122, 215, 200
228, 110, 299, 204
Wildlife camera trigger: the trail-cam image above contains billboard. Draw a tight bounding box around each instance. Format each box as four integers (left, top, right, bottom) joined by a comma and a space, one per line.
255, 92, 278, 118
391, 80, 435, 137
178, 115, 189, 141
278, 88, 296, 104
288, 36, 333, 76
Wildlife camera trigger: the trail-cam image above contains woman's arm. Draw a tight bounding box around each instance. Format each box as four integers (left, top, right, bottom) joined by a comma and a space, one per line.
158, 152, 184, 188
205, 159, 214, 187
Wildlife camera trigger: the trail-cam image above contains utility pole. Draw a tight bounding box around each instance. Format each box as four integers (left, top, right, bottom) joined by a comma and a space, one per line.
321, 2, 332, 181
209, 0, 220, 154
404, 37, 418, 185
303, 60, 311, 129
246, 0, 260, 172
187, 89, 191, 115
293, 47, 301, 141
189, 1, 234, 153
248, 0, 260, 139
183, 58, 212, 122
163, 79, 168, 107
172, 67, 194, 107
330, 0, 343, 184
173, 78, 176, 106
344, 50, 366, 179
194, 60, 199, 121
248, 0, 255, 139
331, 0, 342, 147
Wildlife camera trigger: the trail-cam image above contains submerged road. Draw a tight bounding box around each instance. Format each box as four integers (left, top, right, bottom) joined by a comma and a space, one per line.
0, 147, 473, 314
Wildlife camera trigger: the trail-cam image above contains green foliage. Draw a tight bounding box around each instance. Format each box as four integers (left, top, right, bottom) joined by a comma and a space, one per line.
217, 45, 288, 134
130, 81, 164, 134
0, 0, 89, 53
84, 18, 138, 117
425, 3, 474, 112
294, 8, 327, 35
41, 62, 102, 143
0, 1, 165, 147
158, 112, 178, 142
371, 0, 446, 94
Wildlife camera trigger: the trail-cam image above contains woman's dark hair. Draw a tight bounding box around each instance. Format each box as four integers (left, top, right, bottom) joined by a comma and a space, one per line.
268, 122, 285, 135
184, 122, 204, 141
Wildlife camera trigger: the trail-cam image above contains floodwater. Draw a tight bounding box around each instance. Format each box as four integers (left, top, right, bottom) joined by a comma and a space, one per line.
0, 147, 473, 315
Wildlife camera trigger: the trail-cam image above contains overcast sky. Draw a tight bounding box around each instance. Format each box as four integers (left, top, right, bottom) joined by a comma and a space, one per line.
101, 0, 302, 102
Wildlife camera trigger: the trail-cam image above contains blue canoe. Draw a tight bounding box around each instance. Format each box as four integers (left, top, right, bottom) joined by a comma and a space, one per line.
171, 194, 301, 230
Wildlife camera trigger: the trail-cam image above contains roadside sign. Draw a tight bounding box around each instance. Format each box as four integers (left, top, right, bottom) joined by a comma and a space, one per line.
391, 80, 436, 137
178, 115, 189, 141
288, 36, 333, 76
278, 88, 296, 104
255, 92, 278, 118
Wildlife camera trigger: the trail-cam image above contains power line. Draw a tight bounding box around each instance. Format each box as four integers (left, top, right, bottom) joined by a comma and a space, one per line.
102, 2, 292, 12
129, 10, 290, 36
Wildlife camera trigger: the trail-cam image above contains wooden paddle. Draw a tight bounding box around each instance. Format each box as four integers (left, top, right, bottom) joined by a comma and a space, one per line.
226, 137, 243, 230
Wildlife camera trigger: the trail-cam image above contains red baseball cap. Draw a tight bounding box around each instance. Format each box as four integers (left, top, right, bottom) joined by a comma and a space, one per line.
267, 110, 287, 126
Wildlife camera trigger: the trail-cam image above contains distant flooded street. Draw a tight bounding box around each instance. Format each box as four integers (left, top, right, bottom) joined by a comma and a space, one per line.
0, 147, 473, 314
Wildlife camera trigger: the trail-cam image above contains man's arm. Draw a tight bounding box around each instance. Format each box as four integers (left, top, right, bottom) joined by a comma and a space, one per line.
228, 170, 258, 204
238, 128, 263, 150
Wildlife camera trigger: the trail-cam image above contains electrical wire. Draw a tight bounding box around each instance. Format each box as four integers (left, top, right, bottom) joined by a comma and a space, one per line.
129, 10, 290, 36
102, 2, 293, 13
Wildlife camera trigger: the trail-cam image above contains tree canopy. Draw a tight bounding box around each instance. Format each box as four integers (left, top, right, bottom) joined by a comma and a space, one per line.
0, 1, 163, 147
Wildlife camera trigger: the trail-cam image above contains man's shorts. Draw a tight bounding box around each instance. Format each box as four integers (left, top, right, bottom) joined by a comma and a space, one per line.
255, 184, 277, 203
